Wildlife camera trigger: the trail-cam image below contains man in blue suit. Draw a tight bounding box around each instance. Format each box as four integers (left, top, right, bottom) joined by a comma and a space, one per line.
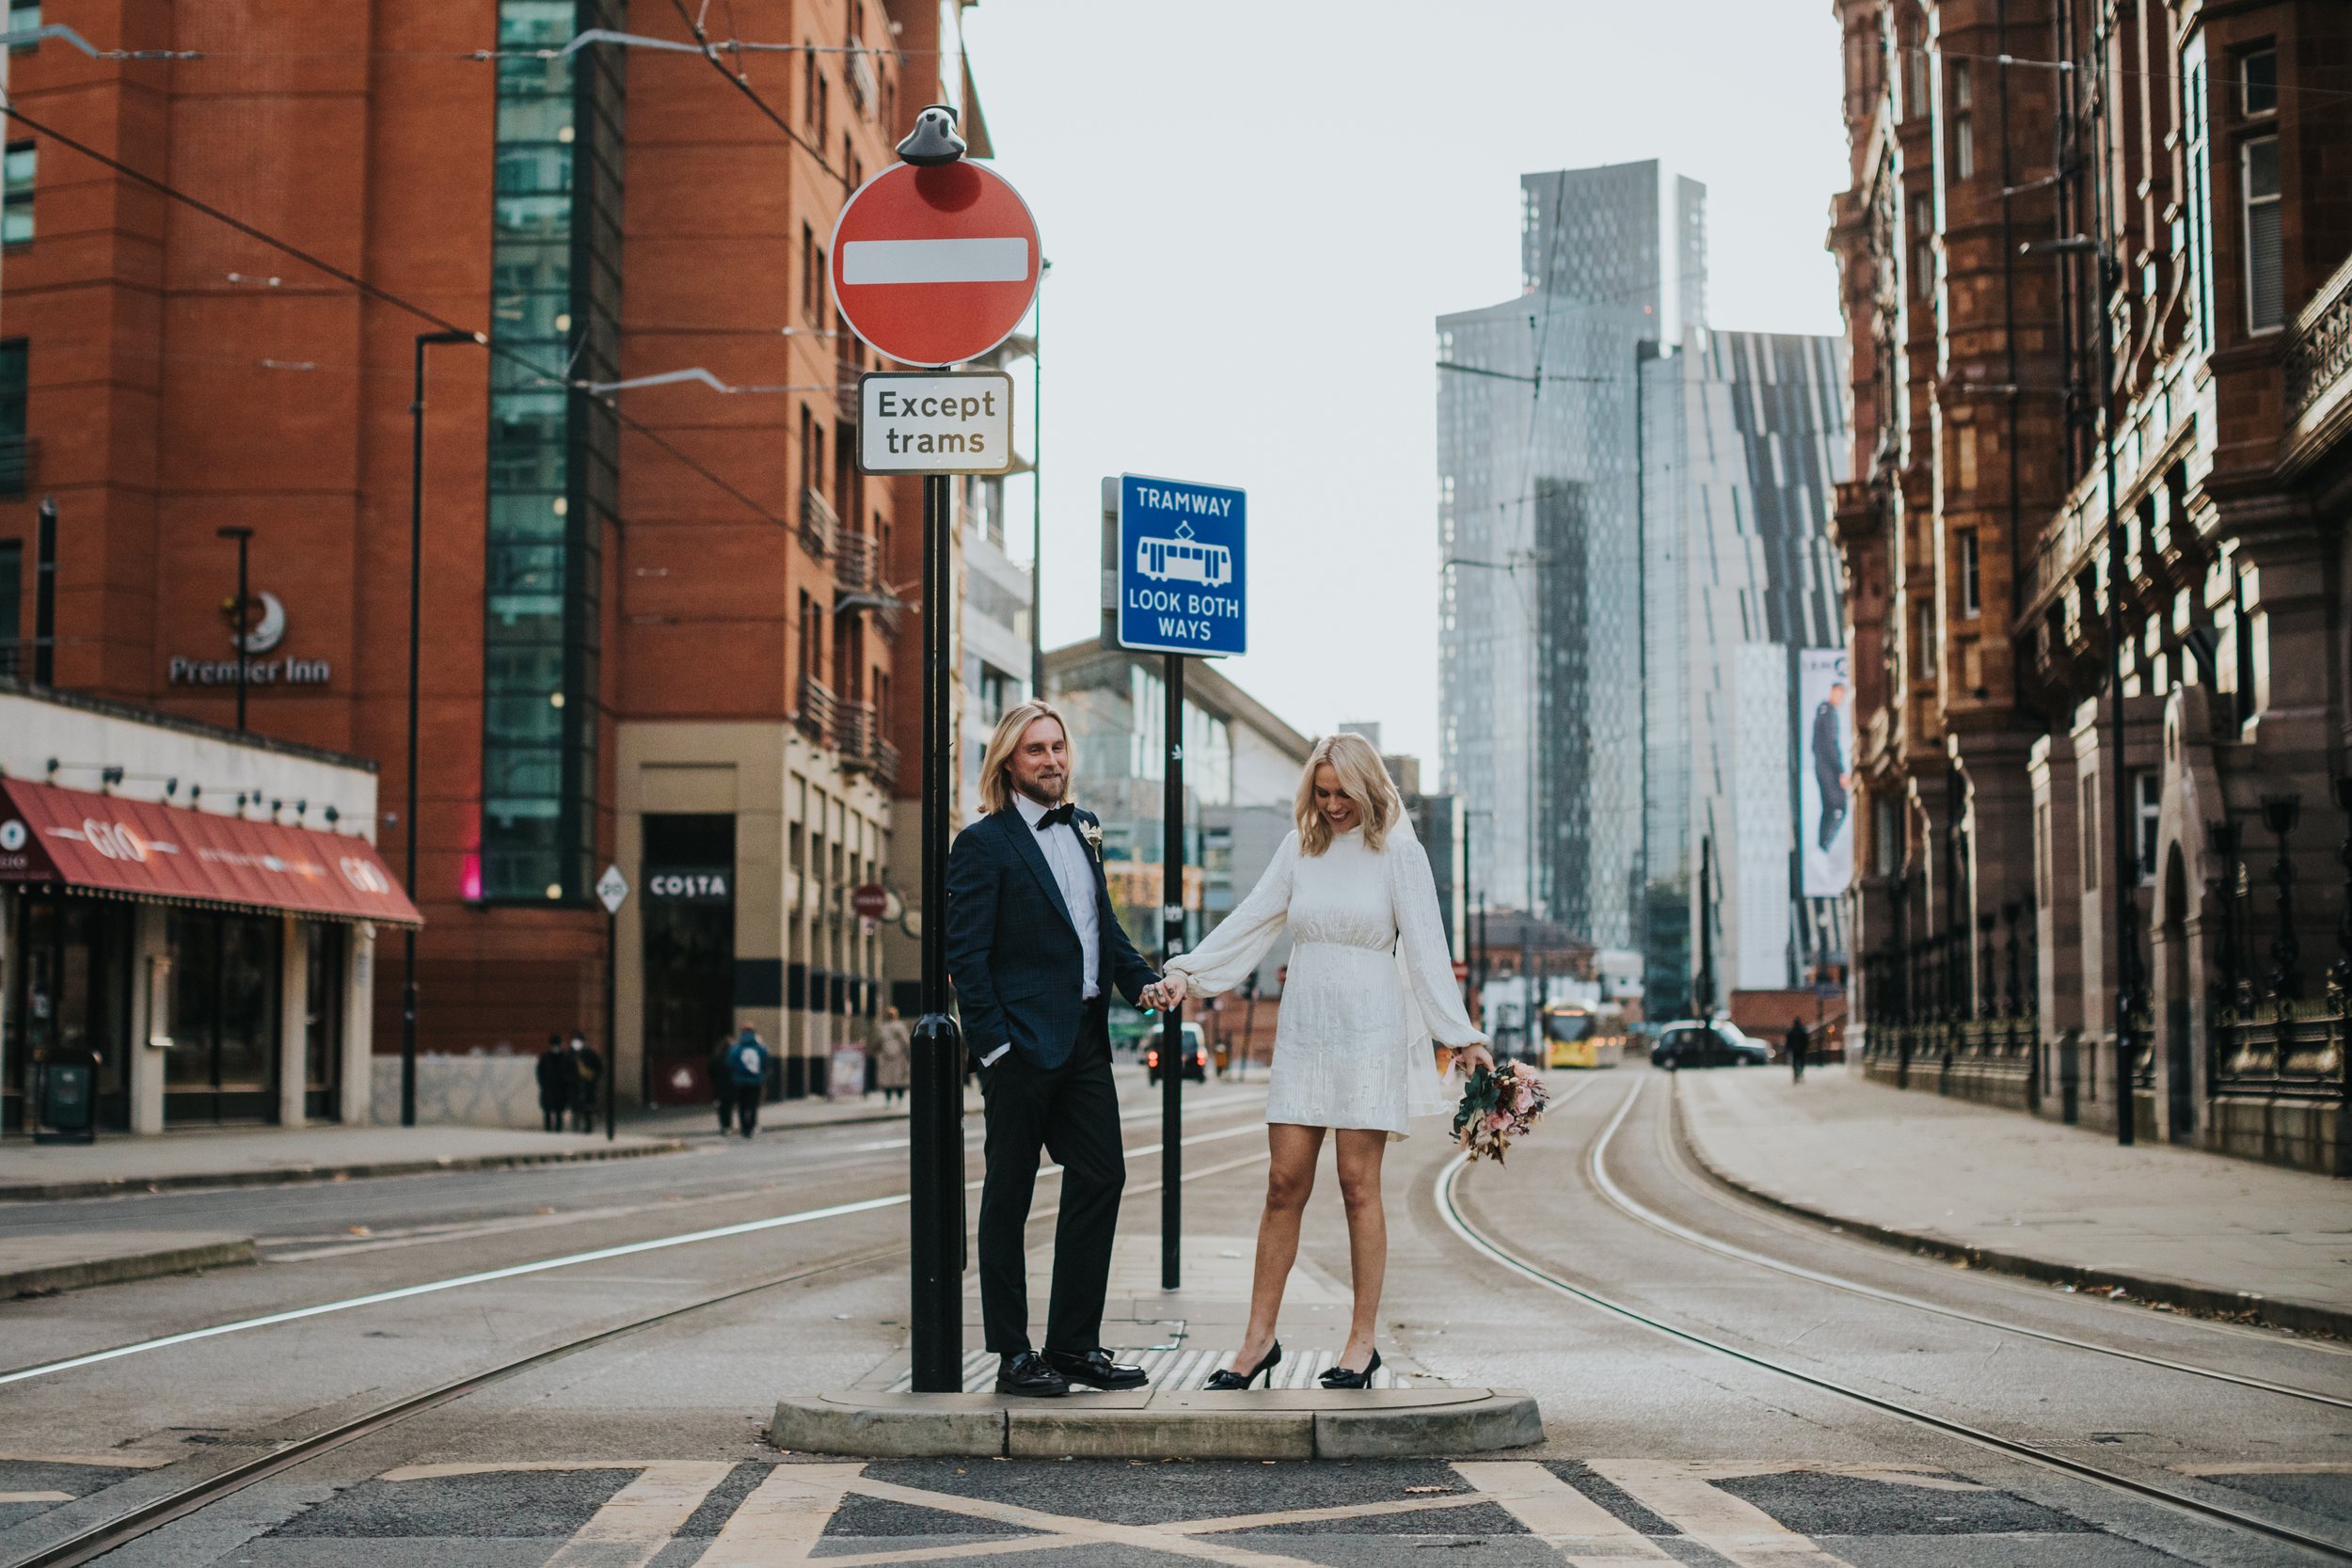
947, 700, 1162, 1398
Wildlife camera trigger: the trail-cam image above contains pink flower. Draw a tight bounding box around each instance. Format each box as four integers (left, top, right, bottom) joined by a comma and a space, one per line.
1486, 1112, 1510, 1132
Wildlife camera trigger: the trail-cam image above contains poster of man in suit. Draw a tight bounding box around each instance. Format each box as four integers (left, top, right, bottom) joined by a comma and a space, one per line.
1799, 649, 1854, 896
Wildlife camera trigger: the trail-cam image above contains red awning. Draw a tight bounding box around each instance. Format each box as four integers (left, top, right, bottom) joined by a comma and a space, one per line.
0, 779, 421, 927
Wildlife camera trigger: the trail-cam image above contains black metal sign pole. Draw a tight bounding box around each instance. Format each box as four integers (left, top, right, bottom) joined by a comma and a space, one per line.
604, 904, 618, 1141
910, 469, 965, 1392
1161, 649, 1184, 1290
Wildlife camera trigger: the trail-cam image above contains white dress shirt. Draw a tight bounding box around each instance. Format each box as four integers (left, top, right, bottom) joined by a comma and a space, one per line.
981, 793, 1102, 1067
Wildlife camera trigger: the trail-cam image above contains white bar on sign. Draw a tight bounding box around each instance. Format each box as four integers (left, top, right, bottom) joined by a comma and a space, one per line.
841, 237, 1029, 285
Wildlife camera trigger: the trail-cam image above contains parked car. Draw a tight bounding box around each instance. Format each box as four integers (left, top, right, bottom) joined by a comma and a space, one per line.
1145, 1022, 1210, 1085
1649, 1020, 1772, 1069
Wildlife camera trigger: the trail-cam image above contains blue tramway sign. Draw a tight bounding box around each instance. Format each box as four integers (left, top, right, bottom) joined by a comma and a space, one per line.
1115, 472, 1247, 657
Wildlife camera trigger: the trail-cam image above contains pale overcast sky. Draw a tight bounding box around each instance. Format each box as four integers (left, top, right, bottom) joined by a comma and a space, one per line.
962, 0, 1849, 779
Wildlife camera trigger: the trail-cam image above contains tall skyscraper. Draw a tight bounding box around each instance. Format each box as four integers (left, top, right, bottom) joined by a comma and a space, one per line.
1438, 161, 1849, 1020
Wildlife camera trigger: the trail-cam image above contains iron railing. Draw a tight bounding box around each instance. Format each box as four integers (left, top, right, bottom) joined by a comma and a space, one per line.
800, 485, 839, 559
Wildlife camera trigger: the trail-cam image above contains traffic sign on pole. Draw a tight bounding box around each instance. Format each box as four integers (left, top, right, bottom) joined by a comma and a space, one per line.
858, 371, 1015, 474
830, 162, 1041, 368
1116, 473, 1247, 657
596, 864, 629, 915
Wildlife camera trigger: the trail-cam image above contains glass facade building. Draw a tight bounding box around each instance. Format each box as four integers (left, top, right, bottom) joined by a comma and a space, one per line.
1438, 163, 1849, 1019
482, 0, 624, 903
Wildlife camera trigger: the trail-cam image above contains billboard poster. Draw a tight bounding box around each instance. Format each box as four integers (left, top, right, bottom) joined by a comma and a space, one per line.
1798, 648, 1854, 897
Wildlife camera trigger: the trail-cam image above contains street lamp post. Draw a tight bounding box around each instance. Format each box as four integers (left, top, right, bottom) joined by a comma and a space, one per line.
215, 527, 253, 732
404, 328, 478, 1129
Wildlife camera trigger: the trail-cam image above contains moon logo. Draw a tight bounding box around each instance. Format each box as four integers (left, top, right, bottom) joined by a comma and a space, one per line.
231, 592, 288, 655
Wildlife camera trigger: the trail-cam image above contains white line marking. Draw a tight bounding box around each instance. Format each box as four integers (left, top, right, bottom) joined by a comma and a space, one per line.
542, 1462, 734, 1568
0, 1192, 906, 1387
1452, 1461, 1675, 1562
0, 1492, 74, 1504
841, 237, 1028, 285
1586, 1460, 1861, 1566
698, 1464, 866, 1565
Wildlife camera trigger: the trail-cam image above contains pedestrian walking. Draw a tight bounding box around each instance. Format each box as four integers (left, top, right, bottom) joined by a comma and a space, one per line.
569, 1031, 602, 1132
534, 1033, 574, 1132
724, 1025, 770, 1138
873, 1006, 912, 1104
1787, 1017, 1811, 1084
709, 1034, 738, 1133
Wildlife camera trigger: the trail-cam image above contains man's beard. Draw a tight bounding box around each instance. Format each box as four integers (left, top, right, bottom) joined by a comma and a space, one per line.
1014, 773, 1066, 806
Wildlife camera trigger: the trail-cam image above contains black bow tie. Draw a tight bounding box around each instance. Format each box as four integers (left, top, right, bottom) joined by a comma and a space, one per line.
1036, 803, 1076, 831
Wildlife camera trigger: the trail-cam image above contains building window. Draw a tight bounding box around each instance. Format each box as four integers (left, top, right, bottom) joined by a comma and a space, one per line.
480, 0, 621, 904
1874, 796, 1899, 877
2239, 46, 2277, 119
1958, 529, 1980, 618
2080, 774, 2100, 892
2, 141, 30, 245
1913, 599, 1938, 681
1904, 44, 1928, 123
0, 337, 25, 498
8, 1, 38, 48
2243, 135, 2283, 332
977, 665, 1012, 724
1950, 61, 1975, 180
2135, 771, 2162, 885
802, 222, 818, 323
0, 536, 19, 676
1910, 194, 1933, 300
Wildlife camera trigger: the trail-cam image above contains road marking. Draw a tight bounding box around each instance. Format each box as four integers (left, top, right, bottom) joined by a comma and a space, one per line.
1585, 1461, 1861, 1566
0, 1192, 907, 1387
542, 1462, 735, 1568
1172, 1491, 1499, 1533
0, 1491, 73, 1503
2173, 1461, 2352, 1476
0, 1452, 172, 1468
838, 1476, 1332, 1568
1452, 1461, 1676, 1561
696, 1464, 866, 1564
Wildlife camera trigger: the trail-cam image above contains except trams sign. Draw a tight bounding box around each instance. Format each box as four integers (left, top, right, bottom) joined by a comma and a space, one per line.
857, 372, 1015, 475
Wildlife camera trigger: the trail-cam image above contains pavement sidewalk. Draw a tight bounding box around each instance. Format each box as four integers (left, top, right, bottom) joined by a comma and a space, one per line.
0, 1124, 686, 1203
1674, 1063, 2352, 1338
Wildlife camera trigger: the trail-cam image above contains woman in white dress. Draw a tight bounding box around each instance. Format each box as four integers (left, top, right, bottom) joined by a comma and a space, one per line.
1139, 733, 1492, 1389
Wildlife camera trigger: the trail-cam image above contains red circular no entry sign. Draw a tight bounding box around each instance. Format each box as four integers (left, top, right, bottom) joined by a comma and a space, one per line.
829, 161, 1041, 368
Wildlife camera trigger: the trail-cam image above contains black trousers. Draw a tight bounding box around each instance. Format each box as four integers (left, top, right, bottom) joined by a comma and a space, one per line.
977, 1003, 1123, 1357
734, 1084, 762, 1134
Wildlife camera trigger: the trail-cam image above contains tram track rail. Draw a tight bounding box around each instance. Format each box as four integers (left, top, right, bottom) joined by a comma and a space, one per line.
4, 1124, 1277, 1568
1436, 1077, 2352, 1563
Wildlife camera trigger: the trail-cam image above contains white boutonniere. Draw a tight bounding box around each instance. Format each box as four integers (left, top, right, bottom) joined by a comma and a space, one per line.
1078, 819, 1104, 860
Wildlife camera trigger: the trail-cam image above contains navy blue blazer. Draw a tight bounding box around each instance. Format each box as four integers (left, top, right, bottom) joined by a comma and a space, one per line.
946, 804, 1158, 1070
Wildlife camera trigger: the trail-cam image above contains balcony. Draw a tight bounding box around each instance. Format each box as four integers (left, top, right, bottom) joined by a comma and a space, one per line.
2285, 249, 2352, 470
796, 673, 837, 745
834, 696, 900, 790
832, 528, 903, 639
801, 485, 839, 559
835, 366, 861, 424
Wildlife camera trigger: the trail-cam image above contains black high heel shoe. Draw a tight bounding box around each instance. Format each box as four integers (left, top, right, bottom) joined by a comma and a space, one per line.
1204, 1341, 1281, 1390
1318, 1349, 1382, 1389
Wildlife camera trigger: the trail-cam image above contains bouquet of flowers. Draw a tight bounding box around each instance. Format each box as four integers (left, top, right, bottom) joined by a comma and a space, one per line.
1452, 1061, 1549, 1164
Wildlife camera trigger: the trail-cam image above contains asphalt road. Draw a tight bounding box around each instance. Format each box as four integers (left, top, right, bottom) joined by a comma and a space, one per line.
2, 1062, 2346, 1567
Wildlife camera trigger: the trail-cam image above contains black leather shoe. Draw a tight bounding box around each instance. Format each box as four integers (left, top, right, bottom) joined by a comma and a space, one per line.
1204, 1340, 1280, 1391
995, 1351, 1069, 1398
1318, 1349, 1382, 1389
1045, 1347, 1148, 1389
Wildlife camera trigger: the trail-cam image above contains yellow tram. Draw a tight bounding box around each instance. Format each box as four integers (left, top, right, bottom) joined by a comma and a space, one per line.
1541, 1001, 1626, 1069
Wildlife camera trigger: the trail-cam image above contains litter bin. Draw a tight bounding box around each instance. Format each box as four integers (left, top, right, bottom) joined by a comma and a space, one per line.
36, 1051, 102, 1146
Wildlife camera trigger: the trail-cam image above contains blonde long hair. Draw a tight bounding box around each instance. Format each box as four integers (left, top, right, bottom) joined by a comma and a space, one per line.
1294, 733, 1402, 856
977, 700, 1071, 816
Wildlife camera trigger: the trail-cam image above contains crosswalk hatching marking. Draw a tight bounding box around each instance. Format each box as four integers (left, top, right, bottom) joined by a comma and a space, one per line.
342, 1457, 2007, 1565
884, 1346, 1400, 1393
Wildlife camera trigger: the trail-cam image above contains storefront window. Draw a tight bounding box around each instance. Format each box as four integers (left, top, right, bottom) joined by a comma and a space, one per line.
641, 814, 737, 1106
166, 909, 281, 1124
304, 922, 346, 1120
3, 896, 132, 1132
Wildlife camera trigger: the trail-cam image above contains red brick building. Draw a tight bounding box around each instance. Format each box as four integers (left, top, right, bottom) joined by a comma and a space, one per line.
0, 1, 988, 1117
1830, 0, 2352, 1170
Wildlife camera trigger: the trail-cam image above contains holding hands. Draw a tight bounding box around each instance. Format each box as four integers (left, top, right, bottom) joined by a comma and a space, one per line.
1138, 975, 1186, 1012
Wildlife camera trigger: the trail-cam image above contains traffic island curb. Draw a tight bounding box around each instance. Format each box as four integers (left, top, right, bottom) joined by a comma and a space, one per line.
2, 1234, 256, 1298
1669, 1085, 2352, 1340
0, 1139, 690, 1205
770, 1386, 1543, 1460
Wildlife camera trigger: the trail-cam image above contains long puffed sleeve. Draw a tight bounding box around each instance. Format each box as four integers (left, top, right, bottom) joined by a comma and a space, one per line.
1164, 832, 1296, 999
1390, 830, 1487, 1049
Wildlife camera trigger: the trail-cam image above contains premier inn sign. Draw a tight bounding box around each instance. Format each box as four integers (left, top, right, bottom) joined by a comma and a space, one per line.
168, 588, 331, 687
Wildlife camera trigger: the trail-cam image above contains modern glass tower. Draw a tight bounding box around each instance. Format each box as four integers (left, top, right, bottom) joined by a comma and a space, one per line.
1438, 161, 1849, 1020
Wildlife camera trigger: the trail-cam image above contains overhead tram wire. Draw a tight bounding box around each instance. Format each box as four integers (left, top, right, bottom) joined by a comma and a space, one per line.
0, 99, 801, 540
667, 0, 852, 189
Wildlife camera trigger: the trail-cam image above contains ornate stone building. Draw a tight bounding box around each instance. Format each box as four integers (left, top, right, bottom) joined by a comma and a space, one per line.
1830, 0, 2351, 1171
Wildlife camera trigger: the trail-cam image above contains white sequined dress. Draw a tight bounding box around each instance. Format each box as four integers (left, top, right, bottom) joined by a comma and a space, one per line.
1163, 821, 1486, 1137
